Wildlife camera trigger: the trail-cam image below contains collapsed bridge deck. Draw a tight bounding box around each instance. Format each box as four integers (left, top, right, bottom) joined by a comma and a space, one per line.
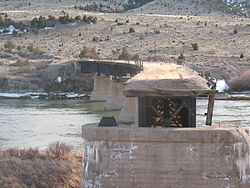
79, 60, 142, 77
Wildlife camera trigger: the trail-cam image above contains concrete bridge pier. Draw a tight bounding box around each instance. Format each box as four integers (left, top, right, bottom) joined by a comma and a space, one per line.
118, 97, 138, 125
104, 78, 124, 111
90, 73, 111, 101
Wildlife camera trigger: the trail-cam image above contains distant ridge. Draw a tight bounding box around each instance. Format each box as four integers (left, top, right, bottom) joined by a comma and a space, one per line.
129, 0, 250, 16
77, 0, 250, 16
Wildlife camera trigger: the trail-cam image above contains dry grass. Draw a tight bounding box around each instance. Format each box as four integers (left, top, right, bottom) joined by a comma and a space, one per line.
27, 44, 44, 56
0, 142, 82, 188
79, 46, 99, 59
0, 1, 249, 81
14, 58, 32, 73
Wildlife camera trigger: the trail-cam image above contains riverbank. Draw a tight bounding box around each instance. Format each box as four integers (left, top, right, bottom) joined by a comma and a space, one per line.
2, 91, 250, 100
0, 92, 90, 99
216, 92, 250, 100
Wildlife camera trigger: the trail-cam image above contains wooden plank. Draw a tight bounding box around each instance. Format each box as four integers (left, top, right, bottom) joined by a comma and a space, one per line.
206, 94, 215, 126
150, 105, 170, 127
168, 103, 184, 124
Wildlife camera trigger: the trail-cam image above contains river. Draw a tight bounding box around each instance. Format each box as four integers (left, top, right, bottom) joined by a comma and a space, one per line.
0, 99, 250, 149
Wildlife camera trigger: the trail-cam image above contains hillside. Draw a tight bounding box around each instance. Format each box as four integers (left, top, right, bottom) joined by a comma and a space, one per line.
0, 0, 249, 92
130, 0, 250, 16
3, 0, 248, 16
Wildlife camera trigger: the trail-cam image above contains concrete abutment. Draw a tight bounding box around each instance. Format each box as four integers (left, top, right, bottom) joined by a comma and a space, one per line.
82, 124, 250, 188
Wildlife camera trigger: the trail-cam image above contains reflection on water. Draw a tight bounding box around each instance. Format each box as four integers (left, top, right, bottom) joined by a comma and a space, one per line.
0, 99, 250, 149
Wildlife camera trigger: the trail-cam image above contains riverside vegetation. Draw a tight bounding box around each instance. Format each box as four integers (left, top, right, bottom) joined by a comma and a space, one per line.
0, 142, 82, 188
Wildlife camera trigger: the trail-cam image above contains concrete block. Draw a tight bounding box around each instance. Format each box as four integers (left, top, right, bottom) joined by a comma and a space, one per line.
82, 124, 250, 188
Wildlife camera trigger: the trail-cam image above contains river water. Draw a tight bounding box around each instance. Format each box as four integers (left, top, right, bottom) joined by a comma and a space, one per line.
0, 99, 250, 149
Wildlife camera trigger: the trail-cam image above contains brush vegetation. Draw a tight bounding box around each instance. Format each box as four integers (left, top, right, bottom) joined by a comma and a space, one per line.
0, 142, 82, 188
228, 70, 250, 92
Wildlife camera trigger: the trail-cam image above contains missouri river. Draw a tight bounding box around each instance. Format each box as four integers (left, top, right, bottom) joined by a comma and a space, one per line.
0, 99, 250, 149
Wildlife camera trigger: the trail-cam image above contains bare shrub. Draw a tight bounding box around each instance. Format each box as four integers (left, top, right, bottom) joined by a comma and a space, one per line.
240, 52, 244, 58
0, 142, 72, 160
228, 70, 250, 91
27, 44, 44, 55
1, 148, 43, 159
155, 29, 160, 34
129, 27, 135, 33
17, 45, 22, 51
191, 43, 199, 51
46, 142, 72, 158
92, 36, 99, 42
132, 53, 140, 61
4, 40, 16, 50
32, 47, 43, 55
0, 142, 81, 188
15, 58, 30, 66
118, 47, 132, 60
82, 15, 97, 23
18, 66, 31, 73
48, 15, 55, 20
234, 28, 238, 34
14, 58, 31, 73
31, 28, 39, 34
177, 53, 185, 65
79, 46, 98, 59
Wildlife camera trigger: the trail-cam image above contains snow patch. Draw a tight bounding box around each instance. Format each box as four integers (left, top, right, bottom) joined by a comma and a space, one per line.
0, 92, 87, 99
0, 25, 27, 35
0, 93, 29, 98
68, 22, 77, 26
65, 93, 78, 98
44, 26, 55, 30
216, 79, 230, 92
56, 76, 62, 83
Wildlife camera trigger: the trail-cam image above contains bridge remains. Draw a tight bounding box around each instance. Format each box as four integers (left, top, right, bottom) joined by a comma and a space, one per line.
79, 60, 142, 123
81, 62, 250, 188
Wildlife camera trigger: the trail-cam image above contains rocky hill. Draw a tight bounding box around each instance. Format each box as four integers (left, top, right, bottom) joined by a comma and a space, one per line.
1, 0, 249, 16
72, 0, 250, 16
130, 0, 250, 16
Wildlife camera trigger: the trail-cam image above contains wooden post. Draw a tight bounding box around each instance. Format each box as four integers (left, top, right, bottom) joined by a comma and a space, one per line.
206, 94, 215, 126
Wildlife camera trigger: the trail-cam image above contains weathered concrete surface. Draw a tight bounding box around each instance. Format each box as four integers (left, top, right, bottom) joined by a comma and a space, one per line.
104, 79, 124, 111
82, 124, 250, 188
90, 74, 110, 101
118, 97, 138, 124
